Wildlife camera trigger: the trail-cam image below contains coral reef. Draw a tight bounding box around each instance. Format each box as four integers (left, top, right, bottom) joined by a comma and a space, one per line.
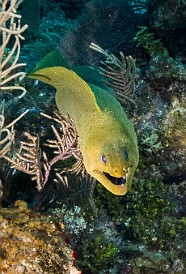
0, 0, 185, 273
0, 200, 81, 273
133, 26, 186, 91
53, 207, 123, 273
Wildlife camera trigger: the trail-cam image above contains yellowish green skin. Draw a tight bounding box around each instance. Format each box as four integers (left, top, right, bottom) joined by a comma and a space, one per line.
29, 67, 139, 195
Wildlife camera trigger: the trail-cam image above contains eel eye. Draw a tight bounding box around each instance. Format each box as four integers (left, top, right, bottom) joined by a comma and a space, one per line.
101, 154, 107, 164
124, 149, 129, 161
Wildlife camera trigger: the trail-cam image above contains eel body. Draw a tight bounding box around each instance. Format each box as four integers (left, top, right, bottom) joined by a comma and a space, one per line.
29, 67, 139, 195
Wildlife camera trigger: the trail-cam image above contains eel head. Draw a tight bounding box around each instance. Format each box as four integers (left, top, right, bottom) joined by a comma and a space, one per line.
82, 138, 139, 195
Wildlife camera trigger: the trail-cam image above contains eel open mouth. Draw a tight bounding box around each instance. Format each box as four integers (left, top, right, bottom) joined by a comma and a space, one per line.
93, 170, 128, 195
103, 171, 127, 185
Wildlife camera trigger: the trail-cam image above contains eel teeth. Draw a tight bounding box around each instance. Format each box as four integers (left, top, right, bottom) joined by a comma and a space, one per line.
99, 170, 129, 186
122, 176, 126, 184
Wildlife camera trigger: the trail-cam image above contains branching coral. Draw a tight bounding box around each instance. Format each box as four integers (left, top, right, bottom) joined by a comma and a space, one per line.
0, 0, 28, 98
3, 111, 82, 191
90, 42, 136, 105
0, 100, 28, 204
0, 100, 29, 157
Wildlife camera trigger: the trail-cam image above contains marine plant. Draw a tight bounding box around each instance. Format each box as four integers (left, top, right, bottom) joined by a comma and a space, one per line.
133, 26, 186, 86
94, 177, 185, 250
133, 26, 166, 57
79, 234, 120, 272
21, 8, 75, 70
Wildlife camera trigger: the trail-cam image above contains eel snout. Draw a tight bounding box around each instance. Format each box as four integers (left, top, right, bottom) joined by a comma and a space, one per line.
91, 170, 129, 195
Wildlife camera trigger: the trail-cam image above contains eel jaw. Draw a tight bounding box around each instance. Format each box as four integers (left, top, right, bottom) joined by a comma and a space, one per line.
91, 170, 128, 195
102, 171, 127, 185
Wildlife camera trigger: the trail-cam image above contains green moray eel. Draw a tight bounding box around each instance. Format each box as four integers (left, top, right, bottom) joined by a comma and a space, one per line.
29, 67, 139, 195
